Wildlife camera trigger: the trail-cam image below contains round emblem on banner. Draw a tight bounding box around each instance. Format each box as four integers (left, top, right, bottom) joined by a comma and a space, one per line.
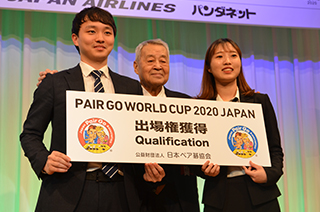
78, 118, 115, 154
227, 125, 258, 158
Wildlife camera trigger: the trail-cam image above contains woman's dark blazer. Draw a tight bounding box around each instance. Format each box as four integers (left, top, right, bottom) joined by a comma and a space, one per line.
201, 93, 284, 209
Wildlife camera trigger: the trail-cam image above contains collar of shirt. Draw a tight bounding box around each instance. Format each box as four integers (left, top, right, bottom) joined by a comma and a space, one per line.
79, 61, 110, 79
142, 86, 166, 97
79, 61, 115, 93
216, 87, 245, 177
216, 88, 240, 102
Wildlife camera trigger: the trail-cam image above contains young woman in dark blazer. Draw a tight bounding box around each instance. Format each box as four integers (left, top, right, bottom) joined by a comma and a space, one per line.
196, 38, 284, 212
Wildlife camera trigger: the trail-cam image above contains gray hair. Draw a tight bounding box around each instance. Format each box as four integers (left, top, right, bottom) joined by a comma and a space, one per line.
135, 38, 170, 62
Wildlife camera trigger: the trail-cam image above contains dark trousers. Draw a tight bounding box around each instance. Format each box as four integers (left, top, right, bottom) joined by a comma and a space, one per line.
74, 170, 129, 212
144, 182, 182, 212
204, 175, 280, 212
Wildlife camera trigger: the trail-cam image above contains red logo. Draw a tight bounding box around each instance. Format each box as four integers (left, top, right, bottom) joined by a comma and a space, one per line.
78, 118, 115, 154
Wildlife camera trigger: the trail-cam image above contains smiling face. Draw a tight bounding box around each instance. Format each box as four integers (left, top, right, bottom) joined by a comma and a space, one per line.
234, 134, 243, 144
133, 43, 169, 95
72, 19, 114, 68
208, 42, 241, 87
87, 128, 97, 139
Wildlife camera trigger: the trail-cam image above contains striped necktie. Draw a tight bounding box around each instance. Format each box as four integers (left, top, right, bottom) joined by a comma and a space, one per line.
91, 70, 119, 178
91, 70, 105, 93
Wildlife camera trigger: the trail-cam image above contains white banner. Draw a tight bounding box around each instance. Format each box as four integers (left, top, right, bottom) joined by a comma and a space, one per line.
1, 0, 319, 29
66, 91, 271, 166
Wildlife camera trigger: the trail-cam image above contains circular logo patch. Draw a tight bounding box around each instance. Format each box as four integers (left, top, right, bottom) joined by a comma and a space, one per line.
227, 125, 258, 158
78, 118, 115, 154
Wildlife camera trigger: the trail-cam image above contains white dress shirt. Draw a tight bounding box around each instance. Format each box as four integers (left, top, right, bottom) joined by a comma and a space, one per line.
142, 85, 166, 97
80, 61, 115, 94
216, 88, 245, 178
79, 61, 115, 171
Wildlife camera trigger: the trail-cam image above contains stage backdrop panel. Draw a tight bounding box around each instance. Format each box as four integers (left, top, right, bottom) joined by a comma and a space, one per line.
0, 8, 320, 212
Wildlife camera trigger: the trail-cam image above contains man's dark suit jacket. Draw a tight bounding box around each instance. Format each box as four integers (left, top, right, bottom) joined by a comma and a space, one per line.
138, 87, 200, 212
200, 93, 284, 209
20, 64, 143, 212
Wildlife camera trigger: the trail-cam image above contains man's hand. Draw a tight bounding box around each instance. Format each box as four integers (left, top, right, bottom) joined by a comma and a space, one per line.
37, 69, 58, 87
243, 161, 267, 183
43, 151, 72, 175
143, 163, 165, 183
201, 160, 220, 177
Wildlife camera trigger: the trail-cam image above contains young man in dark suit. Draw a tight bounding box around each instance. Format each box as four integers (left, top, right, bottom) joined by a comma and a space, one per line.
20, 7, 143, 212
35, 38, 201, 212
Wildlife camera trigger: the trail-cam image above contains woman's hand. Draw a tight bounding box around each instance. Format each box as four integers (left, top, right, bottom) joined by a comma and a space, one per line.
243, 161, 267, 183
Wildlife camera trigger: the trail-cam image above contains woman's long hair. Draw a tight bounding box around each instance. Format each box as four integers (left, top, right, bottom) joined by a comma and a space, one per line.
197, 38, 254, 100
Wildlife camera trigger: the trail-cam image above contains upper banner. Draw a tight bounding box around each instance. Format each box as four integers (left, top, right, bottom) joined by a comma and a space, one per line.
1, 0, 320, 29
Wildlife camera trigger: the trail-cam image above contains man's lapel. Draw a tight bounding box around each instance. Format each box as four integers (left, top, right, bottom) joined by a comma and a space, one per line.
64, 64, 85, 91
109, 68, 144, 95
164, 87, 171, 97
109, 69, 127, 94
